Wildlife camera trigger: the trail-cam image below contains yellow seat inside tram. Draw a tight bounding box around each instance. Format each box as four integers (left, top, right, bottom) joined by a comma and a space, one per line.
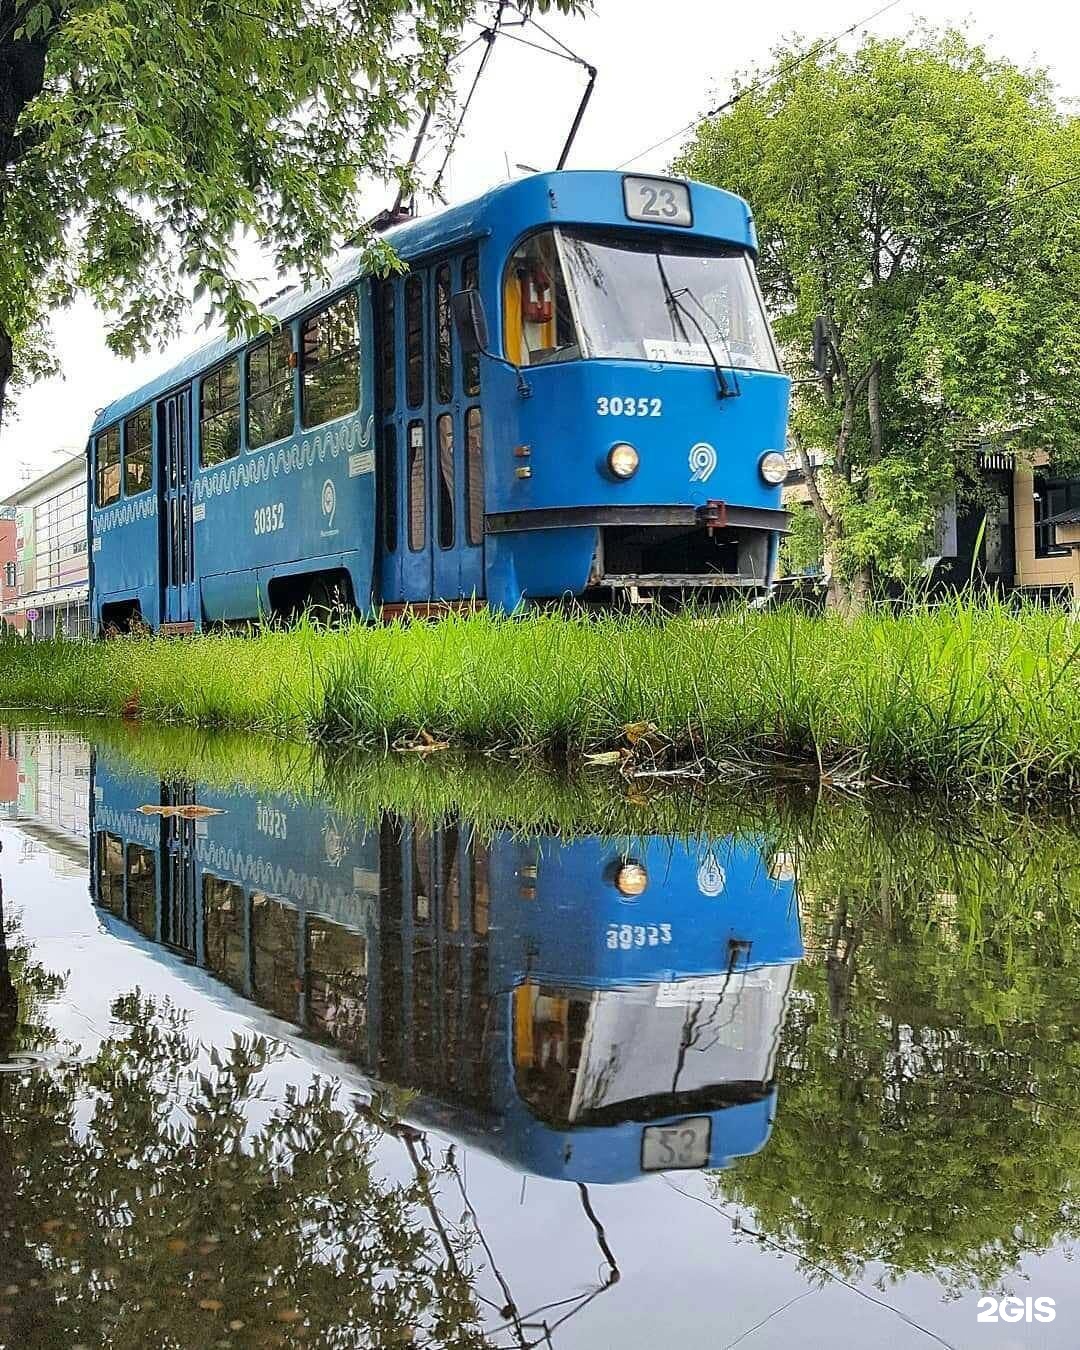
504, 236, 559, 366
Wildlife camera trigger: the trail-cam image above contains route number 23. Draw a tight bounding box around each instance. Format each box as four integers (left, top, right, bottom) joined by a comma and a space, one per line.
596, 396, 662, 417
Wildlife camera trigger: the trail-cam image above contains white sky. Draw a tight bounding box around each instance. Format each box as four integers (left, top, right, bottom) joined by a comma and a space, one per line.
1, 0, 1077, 497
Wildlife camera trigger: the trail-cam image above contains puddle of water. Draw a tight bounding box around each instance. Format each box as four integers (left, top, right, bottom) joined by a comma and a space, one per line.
0, 722, 1078, 1348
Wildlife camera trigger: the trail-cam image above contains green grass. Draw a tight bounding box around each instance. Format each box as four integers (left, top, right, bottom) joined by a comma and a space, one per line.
2, 598, 1079, 799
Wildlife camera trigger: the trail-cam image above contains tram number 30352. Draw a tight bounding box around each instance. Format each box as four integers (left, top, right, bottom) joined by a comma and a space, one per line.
253, 503, 285, 535
596, 396, 663, 417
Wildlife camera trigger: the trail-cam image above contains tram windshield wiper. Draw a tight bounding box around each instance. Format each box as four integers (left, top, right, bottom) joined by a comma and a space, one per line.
655, 256, 739, 399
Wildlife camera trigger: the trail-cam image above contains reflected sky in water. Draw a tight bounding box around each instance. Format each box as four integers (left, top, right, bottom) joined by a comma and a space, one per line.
0, 723, 1078, 1348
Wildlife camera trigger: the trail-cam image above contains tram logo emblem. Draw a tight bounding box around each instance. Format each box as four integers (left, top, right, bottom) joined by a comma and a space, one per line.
697, 853, 726, 897
688, 442, 718, 483
321, 478, 337, 528
320, 478, 340, 539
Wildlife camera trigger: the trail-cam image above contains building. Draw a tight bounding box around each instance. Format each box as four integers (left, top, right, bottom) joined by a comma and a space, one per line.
0, 727, 91, 872
1044, 504, 1080, 610
0, 454, 90, 637
0, 507, 17, 630
783, 448, 1080, 603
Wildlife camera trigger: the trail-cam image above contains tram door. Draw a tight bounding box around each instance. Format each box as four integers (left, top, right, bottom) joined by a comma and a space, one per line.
378, 251, 485, 606
158, 388, 196, 627
161, 782, 198, 958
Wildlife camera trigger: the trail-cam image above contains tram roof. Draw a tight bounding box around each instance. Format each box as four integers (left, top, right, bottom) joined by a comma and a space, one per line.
91, 170, 756, 435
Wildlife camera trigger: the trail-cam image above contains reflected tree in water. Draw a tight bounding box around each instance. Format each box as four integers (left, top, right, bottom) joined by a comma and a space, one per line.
0, 960, 491, 1345
713, 808, 1080, 1292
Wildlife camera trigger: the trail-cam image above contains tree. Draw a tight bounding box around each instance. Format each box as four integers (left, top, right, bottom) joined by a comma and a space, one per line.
677, 29, 1080, 611
0, 981, 496, 1344
713, 805, 1080, 1291
0, 0, 581, 426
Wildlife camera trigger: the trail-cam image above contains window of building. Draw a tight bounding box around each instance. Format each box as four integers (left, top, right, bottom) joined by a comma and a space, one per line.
123, 407, 153, 496
200, 359, 241, 467
95, 425, 121, 507
4, 562, 15, 588
34, 480, 88, 591
379, 282, 396, 414
435, 263, 453, 404
465, 406, 484, 547
436, 413, 454, 549
301, 293, 359, 429
1035, 476, 1080, 558
462, 253, 481, 397
247, 328, 295, 449
405, 274, 424, 408
407, 421, 425, 551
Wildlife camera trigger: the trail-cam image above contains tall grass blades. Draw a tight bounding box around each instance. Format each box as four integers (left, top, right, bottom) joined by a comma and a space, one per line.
1, 597, 1078, 800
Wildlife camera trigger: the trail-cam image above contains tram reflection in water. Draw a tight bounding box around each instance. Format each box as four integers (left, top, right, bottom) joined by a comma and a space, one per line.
89, 755, 802, 1183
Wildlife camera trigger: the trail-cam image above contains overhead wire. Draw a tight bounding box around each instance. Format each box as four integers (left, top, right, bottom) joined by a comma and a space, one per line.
431, 0, 511, 198
614, 0, 906, 169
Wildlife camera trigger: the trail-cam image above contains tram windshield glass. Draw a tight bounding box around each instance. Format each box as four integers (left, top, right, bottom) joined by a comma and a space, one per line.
505, 228, 779, 372
513, 964, 795, 1128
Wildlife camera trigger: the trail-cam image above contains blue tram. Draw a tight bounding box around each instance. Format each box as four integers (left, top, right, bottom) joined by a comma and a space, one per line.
87, 171, 790, 631
89, 754, 803, 1183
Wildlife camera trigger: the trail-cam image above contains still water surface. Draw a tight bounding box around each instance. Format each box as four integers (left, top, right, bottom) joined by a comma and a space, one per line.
0, 723, 1078, 1348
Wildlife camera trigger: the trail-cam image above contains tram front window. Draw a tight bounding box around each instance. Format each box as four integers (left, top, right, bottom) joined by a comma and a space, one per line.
504, 228, 779, 373
513, 965, 795, 1129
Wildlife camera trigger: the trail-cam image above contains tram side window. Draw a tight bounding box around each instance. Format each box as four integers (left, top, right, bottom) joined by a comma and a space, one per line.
407, 421, 426, 552
434, 263, 453, 404
465, 406, 484, 547
504, 231, 577, 367
462, 254, 481, 397
301, 293, 359, 430
203, 873, 247, 991
306, 917, 368, 1052
382, 425, 398, 554
126, 843, 157, 938
405, 274, 424, 408
251, 892, 299, 1020
379, 283, 396, 414
95, 426, 121, 508
247, 328, 295, 450
95, 831, 125, 914
436, 413, 454, 550
123, 408, 152, 496
200, 359, 241, 467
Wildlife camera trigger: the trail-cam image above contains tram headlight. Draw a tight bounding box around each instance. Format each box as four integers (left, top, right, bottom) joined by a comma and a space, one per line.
614, 861, 649, 897
759, 451, 788, 486
607, 443, 640, 480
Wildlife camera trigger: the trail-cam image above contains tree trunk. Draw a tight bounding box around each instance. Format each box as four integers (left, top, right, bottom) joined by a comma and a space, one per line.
0, 324, 13, 433
826, 567, 872, 617
0, 866, 16, 1051
0, 17, 52, 428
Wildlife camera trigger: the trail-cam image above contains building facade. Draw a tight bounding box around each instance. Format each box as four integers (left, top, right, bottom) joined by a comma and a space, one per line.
1, 454, 90, 637
0, 508, 17, 630
784, 449, 1080, 603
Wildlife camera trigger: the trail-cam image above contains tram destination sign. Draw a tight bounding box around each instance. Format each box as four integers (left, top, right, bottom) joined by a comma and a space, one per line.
622, 175, 693, 228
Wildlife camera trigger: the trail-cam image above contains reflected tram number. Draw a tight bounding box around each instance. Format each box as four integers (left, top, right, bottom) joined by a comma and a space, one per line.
607, 922, 672, 949
642, 1117, 711, 1171
256, 804, 288, 841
